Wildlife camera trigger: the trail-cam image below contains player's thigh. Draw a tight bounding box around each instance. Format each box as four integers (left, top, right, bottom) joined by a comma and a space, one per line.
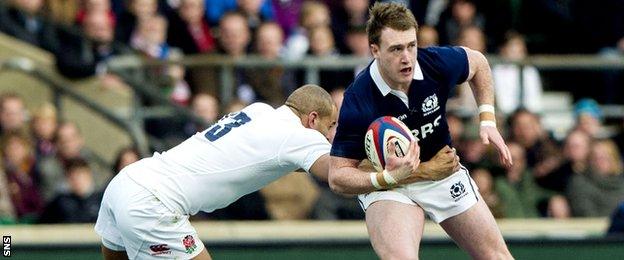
366, 200, 425, 260
102, 246, 129, 260
439, 198, 512, 260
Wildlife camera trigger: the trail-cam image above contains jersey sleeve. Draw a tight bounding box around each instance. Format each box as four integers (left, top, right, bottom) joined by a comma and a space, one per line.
330, 93, 369, 160
429, 46, 469, 85
279, 128, 331, 172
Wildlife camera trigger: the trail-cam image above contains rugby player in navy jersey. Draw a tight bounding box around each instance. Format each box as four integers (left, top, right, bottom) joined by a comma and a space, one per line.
328, 2, 513, 259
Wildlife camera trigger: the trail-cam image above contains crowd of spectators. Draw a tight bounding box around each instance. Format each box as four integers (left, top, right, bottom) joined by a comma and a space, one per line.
1, 0, 624, 223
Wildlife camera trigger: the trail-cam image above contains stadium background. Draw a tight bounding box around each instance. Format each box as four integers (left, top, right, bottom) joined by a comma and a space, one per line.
1, 0, 624, 259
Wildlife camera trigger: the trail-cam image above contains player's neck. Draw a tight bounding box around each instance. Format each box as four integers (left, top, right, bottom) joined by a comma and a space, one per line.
379, 70, 410, 93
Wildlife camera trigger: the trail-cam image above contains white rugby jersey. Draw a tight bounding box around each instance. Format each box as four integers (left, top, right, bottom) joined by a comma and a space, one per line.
125, 103, 330, 215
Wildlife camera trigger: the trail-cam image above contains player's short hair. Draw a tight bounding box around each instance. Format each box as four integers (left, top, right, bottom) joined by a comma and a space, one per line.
285, 84, 335, 118
366, 1, 418, 46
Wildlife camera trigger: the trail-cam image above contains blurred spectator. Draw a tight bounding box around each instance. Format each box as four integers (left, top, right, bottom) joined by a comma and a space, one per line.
330, 87, 345, 111
260, 172, 319, 220
567, 140, 624, 217
1, 131, 44, 223
237, 0, 275, 34
437, 0, 485, 46
447, 112, 464, 144
310, 92, 362, 220
205, 0, 274, 28
184, 93, 219, 135
573, 98, 605, 138
37, 121, 112, 203
424, 0, 449, 26
472, 167, 503, 218
447, 26, 485, 112
0, 166, 17, 224
345, 25, 372, 76
0, 0, 60, 53
39, 158, 104, 223
43, 0, 80, 25
112, 146, 141, 173
55, 10, 132, 92
283, 0, 330, 60
614, 119, 624, 159
417, 25, 439, 48
192, 93, 220, 124
332, 0, 369, 53
167, 0, 218, 95
536, 130, 591, 193
115, 0, 159, 44
0, 93, 28, 136
224, 98, 247, 114
30, 103, 57, 159
255, 22, 285, 59
217, 11, 250, 58
307, 26, 352, 92
493, 32, 543, 115
507, 109, 561, 176
167, 0, 216, 54
242, 22, 297, 106
599, 36, 624, 104
131, 15, 191, 105
215, 12, 255, 103
494, 142, 546, 218
271, 0, 302, 36
455, 25, 486, 53
457, 122, 488, 169
546, 195, 571, 219
75, 0, 116, 25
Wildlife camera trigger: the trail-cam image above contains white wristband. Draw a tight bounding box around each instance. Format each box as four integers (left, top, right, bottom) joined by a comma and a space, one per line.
382, 170, 398, 186
370, 172, 383, 189
478, 104, 495, 114
480, 120, 496, 127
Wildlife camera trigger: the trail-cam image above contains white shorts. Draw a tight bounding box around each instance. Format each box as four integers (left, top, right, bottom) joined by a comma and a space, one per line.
358, 165, 479, 223
95, 170, 205, 259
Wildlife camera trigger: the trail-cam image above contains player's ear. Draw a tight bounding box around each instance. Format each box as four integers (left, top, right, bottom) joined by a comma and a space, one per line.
370, 44, 380, 59
308, 111, 320, 128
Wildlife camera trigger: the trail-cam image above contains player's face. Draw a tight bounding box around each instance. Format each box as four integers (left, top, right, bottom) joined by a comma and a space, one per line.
371, 27, 417, 89
313, 106, 338, 140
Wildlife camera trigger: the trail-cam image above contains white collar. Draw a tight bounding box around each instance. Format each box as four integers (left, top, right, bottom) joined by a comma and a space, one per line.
369, 59, 423, 107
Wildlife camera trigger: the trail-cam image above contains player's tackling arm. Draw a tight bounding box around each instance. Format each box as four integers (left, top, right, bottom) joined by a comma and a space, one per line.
462, 47, 513, 167
309, 154, 330, 181
329, 142, 420, 195
328, 156, 376, 195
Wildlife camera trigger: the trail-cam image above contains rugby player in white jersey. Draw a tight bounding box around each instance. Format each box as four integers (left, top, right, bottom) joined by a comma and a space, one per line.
95, 84, 423, 260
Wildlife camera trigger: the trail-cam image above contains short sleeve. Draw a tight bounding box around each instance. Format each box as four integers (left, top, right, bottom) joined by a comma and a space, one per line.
330, 93, 370, 160
279, 129, 331, 172
428, 46, 469, 85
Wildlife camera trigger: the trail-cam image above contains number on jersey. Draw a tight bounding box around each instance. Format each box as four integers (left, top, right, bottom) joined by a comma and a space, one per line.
204, 112, 251, 141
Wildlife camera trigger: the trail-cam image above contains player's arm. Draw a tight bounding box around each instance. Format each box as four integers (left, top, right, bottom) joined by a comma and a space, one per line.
399, 145, 460, 183
462, 47, 513, 167
328, 142, 419, 195
308, 153, 330, 181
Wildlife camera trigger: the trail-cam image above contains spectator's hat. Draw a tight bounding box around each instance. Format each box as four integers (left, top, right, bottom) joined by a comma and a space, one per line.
574, 98, 602, 121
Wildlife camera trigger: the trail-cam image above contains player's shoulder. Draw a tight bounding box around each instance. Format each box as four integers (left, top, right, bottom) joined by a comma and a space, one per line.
241, 102, 275, 116
345, 63, 375, 95
418, 46, 467, 63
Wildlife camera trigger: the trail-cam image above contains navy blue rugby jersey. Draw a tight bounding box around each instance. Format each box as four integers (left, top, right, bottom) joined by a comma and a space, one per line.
331, 46, 469, 162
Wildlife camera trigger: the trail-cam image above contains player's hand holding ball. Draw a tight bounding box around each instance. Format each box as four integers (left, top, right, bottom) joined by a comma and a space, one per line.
385, 140, 420, 182
365, 116, 420, 188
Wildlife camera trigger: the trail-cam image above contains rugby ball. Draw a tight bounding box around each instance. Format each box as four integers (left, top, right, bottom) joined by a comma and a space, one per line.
365, 116, 415, 172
